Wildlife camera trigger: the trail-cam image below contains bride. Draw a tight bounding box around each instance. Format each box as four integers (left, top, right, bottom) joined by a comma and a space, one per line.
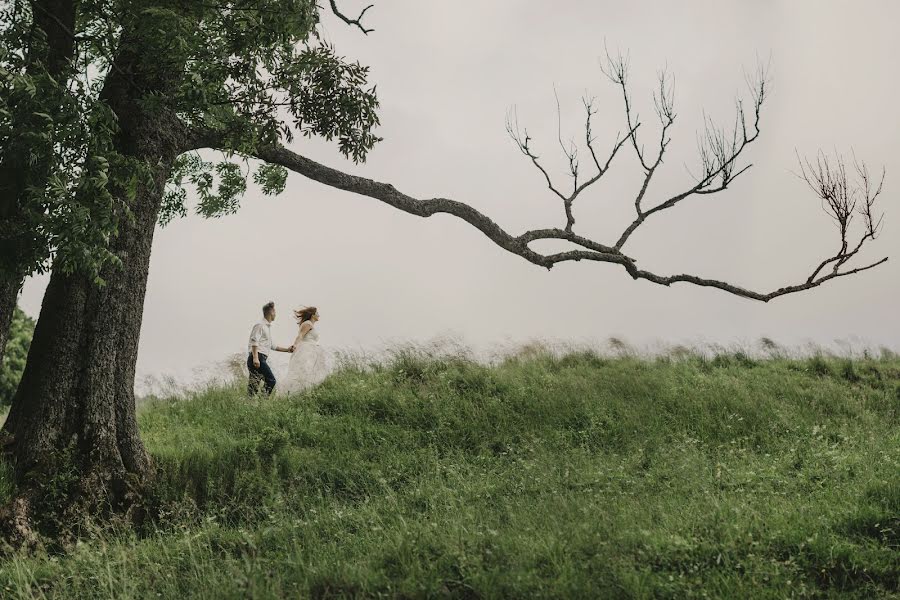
278, 306, 329, 395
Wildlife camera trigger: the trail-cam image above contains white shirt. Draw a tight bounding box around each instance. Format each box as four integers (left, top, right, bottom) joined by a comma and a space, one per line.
248, 320, 276, 356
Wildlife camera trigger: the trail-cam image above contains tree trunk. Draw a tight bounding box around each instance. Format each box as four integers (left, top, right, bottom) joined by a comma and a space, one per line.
4, 165, 165, 484
1, 22, 188, 539
0, 142, 176, 538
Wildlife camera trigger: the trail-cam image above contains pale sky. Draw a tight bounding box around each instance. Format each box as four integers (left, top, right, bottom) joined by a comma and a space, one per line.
20, 1, 900, 388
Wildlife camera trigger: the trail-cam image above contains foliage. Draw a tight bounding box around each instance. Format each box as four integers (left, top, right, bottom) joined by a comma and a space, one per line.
0, 0, 381, 280
0, 4, 121, 279
155, 1, 381, 225
0, 307, 35, 406
0, 351, 897, 597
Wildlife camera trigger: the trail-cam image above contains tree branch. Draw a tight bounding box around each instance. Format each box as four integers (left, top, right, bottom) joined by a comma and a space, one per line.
575, 96, 638, 203
328, 0, 374, 34
507, 95, 637, 234
190, 45, 885, 305
796, 150, 885, 282
613, 63, 768, 250
505, 107, 569, 204
621, 256, 888, 302
189, 123, 887, 303
601, 45, 650, 171
518, 228, 626, 258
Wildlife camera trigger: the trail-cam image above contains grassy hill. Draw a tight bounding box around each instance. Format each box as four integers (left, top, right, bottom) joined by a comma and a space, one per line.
0, 349, 897, 598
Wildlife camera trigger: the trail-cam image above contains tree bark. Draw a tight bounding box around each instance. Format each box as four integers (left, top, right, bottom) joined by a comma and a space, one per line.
1, 20, 188, 538
1, 136, 177, 536
4, 166, 164, 487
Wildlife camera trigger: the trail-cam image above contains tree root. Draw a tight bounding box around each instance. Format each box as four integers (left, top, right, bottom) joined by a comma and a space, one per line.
0, 493, 41, 553
0, 463, 153, 553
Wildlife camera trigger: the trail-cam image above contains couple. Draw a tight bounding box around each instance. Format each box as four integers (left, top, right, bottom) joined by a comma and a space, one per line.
247, 301, 328, 396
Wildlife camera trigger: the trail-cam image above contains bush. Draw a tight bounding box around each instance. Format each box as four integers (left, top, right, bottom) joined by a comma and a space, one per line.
0, 306, 35, 405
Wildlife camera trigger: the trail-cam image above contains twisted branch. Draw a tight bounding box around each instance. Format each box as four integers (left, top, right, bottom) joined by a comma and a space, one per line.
190, 54, 887, 303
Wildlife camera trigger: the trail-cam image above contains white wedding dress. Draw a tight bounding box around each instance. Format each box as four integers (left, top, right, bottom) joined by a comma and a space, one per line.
279, 325, 329, 395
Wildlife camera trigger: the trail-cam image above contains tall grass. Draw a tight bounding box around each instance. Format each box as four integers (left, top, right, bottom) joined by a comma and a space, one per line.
0, 349, 897, 598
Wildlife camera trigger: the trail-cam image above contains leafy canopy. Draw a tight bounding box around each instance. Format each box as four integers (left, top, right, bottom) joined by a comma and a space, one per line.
0, 2, 119, 278
0, 0, 381, 278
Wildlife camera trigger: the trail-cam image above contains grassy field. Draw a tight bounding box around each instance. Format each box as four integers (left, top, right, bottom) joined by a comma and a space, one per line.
0, 349, 897, 598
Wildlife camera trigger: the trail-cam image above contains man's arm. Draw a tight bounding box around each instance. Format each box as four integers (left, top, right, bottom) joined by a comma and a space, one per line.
249, 323, 263, 367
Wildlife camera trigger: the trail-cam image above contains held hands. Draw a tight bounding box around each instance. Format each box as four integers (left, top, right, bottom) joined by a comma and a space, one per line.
288, 345, 296, 353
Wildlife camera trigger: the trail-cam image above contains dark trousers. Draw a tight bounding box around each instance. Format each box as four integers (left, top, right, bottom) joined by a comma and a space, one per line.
248, 352, 276, 395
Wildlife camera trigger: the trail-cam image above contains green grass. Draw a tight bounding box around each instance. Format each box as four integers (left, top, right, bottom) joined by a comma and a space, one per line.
0, 350, 898, 598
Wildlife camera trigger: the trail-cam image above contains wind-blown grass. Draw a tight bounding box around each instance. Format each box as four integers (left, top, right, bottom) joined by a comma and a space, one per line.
0, 349, 897, 598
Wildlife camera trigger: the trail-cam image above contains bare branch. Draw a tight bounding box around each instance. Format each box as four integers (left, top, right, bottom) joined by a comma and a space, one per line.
652, 68, 676, 131
519, 228, 625, 257
797, 150, 886, 282
554, 86, 579, 189
601, 55, 680, 230
620, 256, 888, 302
509, 90, 638, 233
328, 0, 374, 34
614, 63, 768, 250
582, 96, 602, 173
188, 52, 886, 304
549, 87, 581, 231
505, 108, 568, 204
853, 153, 885, 238
573, 101, 638, 204
225, 139, 886, 303
241, 141, 607, 270
601, 44, 649, 171
798, 150, 854, 247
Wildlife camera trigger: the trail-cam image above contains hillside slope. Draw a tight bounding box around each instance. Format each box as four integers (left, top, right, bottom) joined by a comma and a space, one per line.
1, 351, 898, 598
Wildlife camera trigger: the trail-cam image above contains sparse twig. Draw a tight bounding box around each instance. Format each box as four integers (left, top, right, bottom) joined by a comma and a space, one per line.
797, 150, 885, 282
328, 0, 374, 34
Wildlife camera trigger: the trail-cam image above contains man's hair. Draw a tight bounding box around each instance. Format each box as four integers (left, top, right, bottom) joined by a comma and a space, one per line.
262, 301, 275, 317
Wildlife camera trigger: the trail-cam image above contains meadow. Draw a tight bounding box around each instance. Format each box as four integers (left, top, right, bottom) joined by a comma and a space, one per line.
0, 347, 897, 598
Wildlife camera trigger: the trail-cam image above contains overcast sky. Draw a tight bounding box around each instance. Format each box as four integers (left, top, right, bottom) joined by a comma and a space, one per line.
19, 0, 900, 386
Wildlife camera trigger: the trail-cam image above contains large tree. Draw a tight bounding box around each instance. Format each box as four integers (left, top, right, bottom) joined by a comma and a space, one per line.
1, 0, 379, 540
0, 1, 888, 541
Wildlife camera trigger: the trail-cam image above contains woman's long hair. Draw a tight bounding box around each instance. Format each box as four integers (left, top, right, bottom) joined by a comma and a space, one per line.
294, 306, 317, 325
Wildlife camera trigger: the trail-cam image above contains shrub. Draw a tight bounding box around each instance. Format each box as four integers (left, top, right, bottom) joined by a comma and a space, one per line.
0, 306, 35, 405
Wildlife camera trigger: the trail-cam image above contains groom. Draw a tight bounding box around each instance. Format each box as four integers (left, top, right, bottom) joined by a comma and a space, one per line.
247, 301, 294, 396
